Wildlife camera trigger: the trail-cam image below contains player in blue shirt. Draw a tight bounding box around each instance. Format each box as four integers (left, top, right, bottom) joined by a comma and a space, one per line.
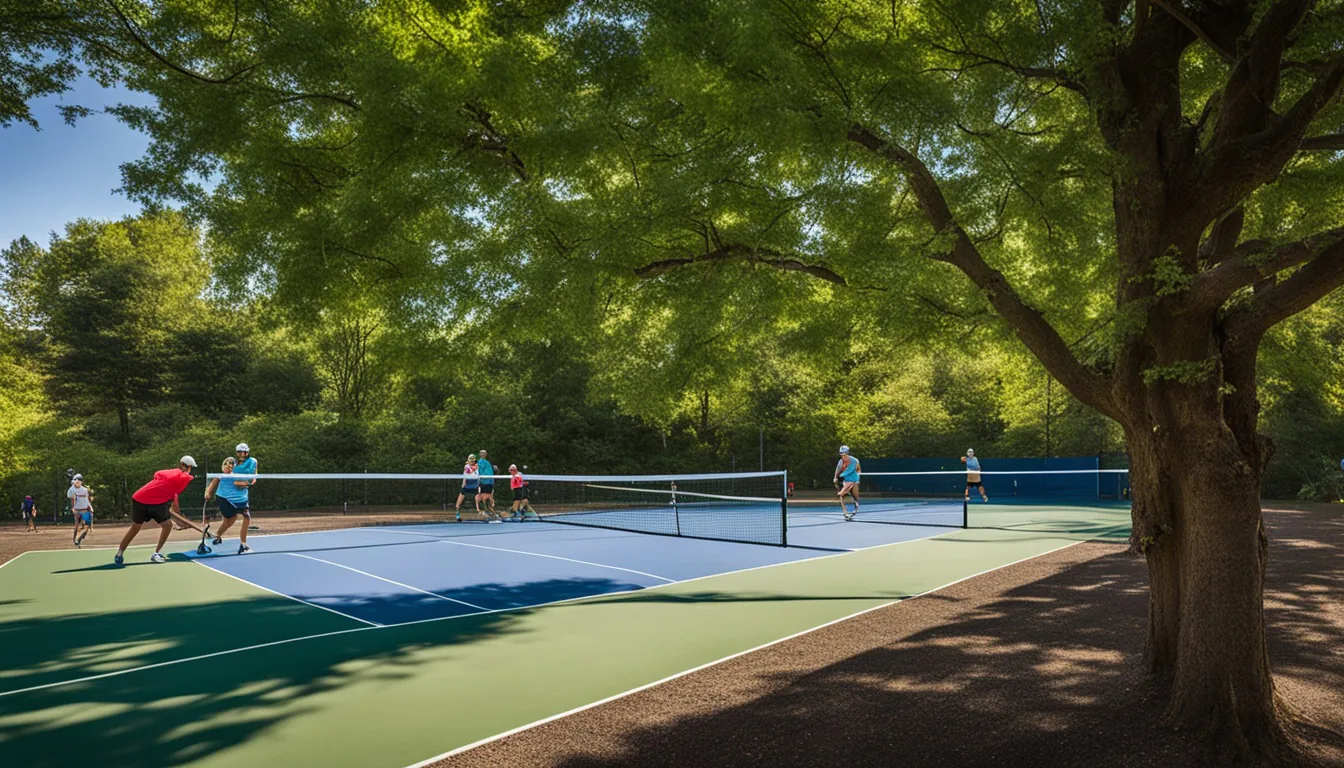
963, 449, 988, 502
477, 449, 499, 522
206, 443, 257, 554
21, 495, 39, 533
833, 445, 862, 521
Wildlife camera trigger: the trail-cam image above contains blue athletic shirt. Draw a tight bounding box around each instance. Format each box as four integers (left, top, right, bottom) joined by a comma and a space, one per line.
22, 498, 35, 513
218, 457, 256, 504
837, 456, 860, 482
966, 456, 981, 472
478, 458, 495, 485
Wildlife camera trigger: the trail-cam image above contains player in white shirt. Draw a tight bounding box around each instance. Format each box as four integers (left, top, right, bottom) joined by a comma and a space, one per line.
67, 474, 94, 547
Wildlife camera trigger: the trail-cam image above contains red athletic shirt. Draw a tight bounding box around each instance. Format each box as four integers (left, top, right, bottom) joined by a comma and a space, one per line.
132, 468, 194, 505
510, 473, 524, 490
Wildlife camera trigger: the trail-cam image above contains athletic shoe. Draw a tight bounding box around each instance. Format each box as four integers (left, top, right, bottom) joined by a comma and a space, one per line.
114, 553, 124, 566
238, 544, 251, 555
74, 539, 80, 548
213, 536, 223, 545
488, 518, 502, 524
454, 512, 462, 522
150, 553, 166, 564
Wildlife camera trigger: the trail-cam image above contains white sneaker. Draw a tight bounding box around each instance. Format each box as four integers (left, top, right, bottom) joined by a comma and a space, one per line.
488, 518, 502, 524
150, 553, 167, 564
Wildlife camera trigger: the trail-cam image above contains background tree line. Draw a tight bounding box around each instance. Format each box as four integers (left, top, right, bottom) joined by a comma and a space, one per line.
2, 211, 1340, 518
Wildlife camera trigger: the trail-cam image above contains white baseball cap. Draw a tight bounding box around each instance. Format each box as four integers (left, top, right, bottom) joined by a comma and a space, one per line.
72, 474, 83, 482
180, 455, 197, 468
839, 445, 850, 455
235, 443, 250, 453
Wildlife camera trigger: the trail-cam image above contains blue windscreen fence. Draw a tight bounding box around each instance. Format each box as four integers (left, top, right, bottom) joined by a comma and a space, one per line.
860, 456, 1130, 502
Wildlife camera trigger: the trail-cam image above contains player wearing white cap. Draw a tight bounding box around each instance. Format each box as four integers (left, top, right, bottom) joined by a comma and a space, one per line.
962, 449, 988, 502
833, 445, 862, 521
114, 456, 210, 565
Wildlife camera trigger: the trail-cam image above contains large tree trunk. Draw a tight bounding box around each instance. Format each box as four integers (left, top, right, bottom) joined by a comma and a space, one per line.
1126, 383, 1293, 760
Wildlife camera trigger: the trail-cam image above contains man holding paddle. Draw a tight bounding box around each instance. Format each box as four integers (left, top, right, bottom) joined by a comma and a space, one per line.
113, 456, 210, 566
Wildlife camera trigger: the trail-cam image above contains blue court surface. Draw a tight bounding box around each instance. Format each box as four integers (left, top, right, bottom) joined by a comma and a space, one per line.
185, 514, 945, 627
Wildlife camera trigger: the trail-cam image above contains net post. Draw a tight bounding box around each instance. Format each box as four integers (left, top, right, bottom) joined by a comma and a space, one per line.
670, 481, 681, 537
961, 497, 969, 529
781, 470, 789, 547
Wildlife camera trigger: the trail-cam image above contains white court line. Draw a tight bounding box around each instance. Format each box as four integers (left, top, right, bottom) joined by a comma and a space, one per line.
0, 524, 1106, 699
0, 550, 30, 570
403, 538, 1091, 767
193, 560, 380, 628
0, 524, 960, 698
284, 553, 488, 612
364, 527, 677, 583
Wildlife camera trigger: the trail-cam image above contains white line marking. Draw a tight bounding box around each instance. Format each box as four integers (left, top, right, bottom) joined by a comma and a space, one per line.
192, 560, 380, 628
0, 550, 30, 570
284, 553, 488, 611
0, 529, 1101, 699
363, 528, 677, 583
402, 538, 1092, 767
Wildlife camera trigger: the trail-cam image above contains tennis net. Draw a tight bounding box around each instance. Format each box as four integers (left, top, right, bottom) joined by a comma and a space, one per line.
207, 470, 790, 547
786, 468, 1130, 530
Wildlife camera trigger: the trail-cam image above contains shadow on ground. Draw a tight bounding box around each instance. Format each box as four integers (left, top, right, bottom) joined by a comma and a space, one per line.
444, 508, 1342, 768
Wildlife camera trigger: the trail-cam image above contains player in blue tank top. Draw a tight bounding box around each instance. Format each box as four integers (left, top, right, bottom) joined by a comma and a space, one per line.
206, 443, 257, 554
962, 449, 988, 502
834, 445, 862, 521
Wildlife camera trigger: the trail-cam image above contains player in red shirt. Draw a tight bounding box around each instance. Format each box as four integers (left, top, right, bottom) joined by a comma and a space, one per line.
114, 456, 209, 566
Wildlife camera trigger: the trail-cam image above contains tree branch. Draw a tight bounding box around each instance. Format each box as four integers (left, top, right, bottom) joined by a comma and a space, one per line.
846, 122, 1114, 415
1223, 235, 1344, 338
1301, 133, 1344, 151
1192, 226, 1344, 309
926, 43, 1085, 94
1148, 0, 1237, 64
634, 244, 847, 285
462, 103, 528, 182
105, 0, 260, 86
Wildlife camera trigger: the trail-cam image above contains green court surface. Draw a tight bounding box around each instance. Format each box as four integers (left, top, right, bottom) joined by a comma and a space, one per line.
0, 520, 1129, 768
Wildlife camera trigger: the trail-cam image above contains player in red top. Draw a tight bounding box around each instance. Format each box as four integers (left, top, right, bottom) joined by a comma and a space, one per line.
507, 464, 536, 521
113, 456, 209, 566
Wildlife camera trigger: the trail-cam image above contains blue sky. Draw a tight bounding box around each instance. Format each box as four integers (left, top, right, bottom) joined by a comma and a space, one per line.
0, 77, 156, 249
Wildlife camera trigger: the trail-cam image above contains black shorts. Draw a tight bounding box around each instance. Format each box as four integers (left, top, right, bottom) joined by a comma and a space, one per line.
965, 481, 982, 488
131, 499, 172, 524
479, 483, 495, 495
513, 487, 528, 501
217, 498, 249, 518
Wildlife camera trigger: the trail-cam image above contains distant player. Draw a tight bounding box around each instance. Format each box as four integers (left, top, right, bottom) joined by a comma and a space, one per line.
68, 474, 93, 547
507, 464, 534, 521
454, 454, 481, 521
205, 455, 252, 554
477, 449, 499, 522
21, 495, 38, 533
834, 445, 861, 521
962, 449, 988, 502
114, 456, 208, 566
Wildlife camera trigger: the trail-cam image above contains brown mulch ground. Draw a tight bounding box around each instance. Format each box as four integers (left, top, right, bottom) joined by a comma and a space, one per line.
436, 506, 1344, 768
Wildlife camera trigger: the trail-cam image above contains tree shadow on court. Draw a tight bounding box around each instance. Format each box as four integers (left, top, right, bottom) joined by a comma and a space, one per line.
465, 509, 1341, 768
0, 574, 658, 768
